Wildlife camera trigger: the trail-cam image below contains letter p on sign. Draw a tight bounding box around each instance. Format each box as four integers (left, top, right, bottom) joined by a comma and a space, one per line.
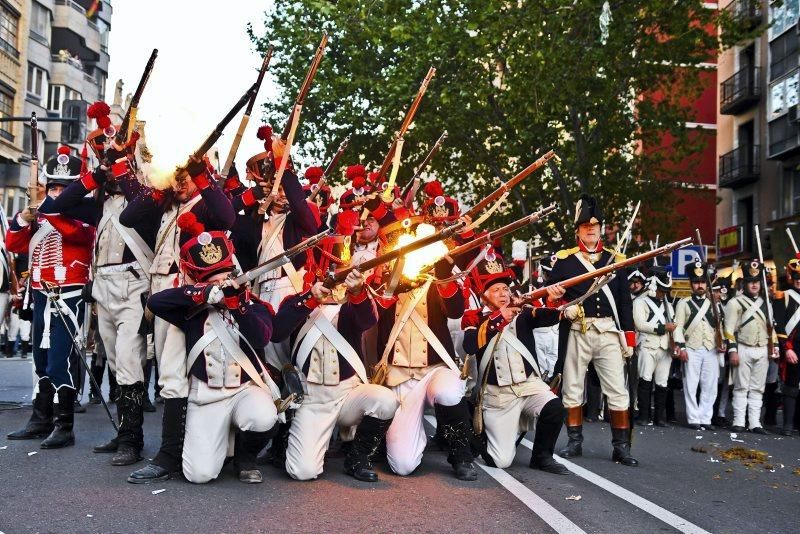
671, 246, 704, 279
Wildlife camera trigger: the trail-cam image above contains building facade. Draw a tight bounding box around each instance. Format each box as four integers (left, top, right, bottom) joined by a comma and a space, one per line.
0, 0, 112, 217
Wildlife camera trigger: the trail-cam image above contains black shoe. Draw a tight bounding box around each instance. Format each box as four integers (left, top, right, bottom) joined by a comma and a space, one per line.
750, 427, 768, 435
73, 399, 86, 414
344, 416, 392, 483
127, 463, 173, 484
730, 426, 746, 432
781, 428, 795, 436
712, 415, 729, 428
7, 378, 55, 440
112, 445, 143, 466
155, 395, 164, 405
88, 395, 101, 405
238, 469, 263, 483
530, 455, 570, 475
41, 387, 76, 449
703, 424, 717, 431
687, 424, 702, 431
258, 421, 290, 468
453, 461, 478, 481
142, 395, 156, 413
234, 430, 270, 484
558, 426, 583, 458
93, 437, 118, 453
611, 427, 638, 467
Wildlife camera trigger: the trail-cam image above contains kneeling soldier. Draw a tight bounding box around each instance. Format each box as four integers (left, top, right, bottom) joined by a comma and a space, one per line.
463, 252, 569, 474
147, 217, 280, 483
272, 255, 398, 482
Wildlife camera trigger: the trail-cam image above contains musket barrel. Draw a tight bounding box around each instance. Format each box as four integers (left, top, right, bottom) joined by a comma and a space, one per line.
448, 205, 557, 258
192, 83, 257, 161
281, 33, 328, 140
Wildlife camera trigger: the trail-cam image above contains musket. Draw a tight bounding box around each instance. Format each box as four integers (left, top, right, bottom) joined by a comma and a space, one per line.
521, 238, 693, 302
27, 113, 40, 211
400, 130, 448, 206
695, 228, 725, 351
113, 48, 158, 149
309, 135, 350, 203
376, 67, 436, 201
184, 83, 257, 166
787, 227, 799, 253
446, 205, 557, 259
235, 230, 330, 286
221, 46, 273, 178
324, 220, 466, 288
754, 225, 775, 357
463, 150, 556, 220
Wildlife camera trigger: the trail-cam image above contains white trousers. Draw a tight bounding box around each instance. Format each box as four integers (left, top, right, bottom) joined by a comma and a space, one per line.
93, 269, 148, 385
182, 379, 279, 484
483, 378, 556, 468
386, 366, 465, 476
533, 326, 559, 377
732, 344, 768, 429
0, 292, 9, 332
683, 348, 719, 425
8, 313, 31, 342
259, 276, 299, 369
638, 346, 672, 387
285, 376, 399, 481
151, 273, 188, 399
562, 327, 629, 410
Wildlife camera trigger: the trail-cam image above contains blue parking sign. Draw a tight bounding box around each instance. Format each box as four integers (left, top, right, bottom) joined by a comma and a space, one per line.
670, 246, 706, 279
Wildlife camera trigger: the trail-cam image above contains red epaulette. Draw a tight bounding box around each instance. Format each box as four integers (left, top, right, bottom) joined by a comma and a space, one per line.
462, 308, 482, 329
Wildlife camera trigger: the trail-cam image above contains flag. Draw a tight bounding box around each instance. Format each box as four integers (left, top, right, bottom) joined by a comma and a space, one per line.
86, 0, 100, 19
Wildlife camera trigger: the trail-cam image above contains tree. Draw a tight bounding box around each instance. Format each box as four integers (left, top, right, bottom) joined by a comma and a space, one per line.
248, 0, 759, 246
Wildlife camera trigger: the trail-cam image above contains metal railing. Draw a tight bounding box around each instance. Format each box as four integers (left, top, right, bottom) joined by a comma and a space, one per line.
719, 144, 760, 187
720, 66, 760, 114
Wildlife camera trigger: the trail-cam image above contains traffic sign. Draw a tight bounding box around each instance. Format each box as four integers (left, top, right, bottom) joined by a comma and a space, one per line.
671, 245, 707, 279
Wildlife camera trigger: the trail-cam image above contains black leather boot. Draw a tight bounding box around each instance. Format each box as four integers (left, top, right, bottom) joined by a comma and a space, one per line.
234, 430, 272, 483
127, 397, 187, 484
258, 420, 291, 468
112, 382, 145, 466
763, 382, 779, 428
141, 360, 156, 412
653, 386, 669, 427
434, 399, 478, 481
609, 409, 638, 466
41, 387, 76, 449
88, 357, 104, 405
8, 377, 55, 439
635, 379, 652, 425
557, 406, 583, 458
782, 386, 798, 436
108, 371, 119, 404
530, 399, 569, 475
21, 340, 32, 357
345, 416, 392, 482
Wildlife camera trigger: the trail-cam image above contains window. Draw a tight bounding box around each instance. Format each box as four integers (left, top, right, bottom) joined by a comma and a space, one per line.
770, 0, 800, 40
0, 88, 13, 142
770, 30, 799, 81
27, 63, 48, 103
30, 2, 51, 42
769, 113, 800, 157
768, 69, 800, 119
0, 3, 19, 58
47, 85, 81, 113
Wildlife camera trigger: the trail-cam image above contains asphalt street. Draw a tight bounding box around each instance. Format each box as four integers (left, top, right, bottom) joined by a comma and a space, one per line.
1, 363, 798, 533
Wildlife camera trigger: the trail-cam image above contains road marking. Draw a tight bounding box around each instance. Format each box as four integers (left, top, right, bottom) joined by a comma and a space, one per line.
424, 415, 586, 534
519, 438, 711, 534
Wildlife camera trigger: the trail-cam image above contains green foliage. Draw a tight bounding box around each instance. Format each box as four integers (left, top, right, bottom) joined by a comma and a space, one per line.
248, 0, 761, 246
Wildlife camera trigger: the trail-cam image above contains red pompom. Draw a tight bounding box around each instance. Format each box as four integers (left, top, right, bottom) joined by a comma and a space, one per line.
345, 164, 366, 181
57, 145, 71, 156
368, 171, 381, 185
87, 101, 110, 119
256, 125, 273, 141
423, 180, 444, 198
351, 176, 366, 190
335, 209, 360, 236
305, 166, 324, 184
177, 212, 204, 237
97, 115, 111, 129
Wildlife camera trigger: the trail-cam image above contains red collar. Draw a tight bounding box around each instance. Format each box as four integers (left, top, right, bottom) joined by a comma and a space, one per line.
578, 239, 603, 254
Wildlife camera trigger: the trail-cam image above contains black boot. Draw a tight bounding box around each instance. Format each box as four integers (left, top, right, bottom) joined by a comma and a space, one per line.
258, 421, 291, 468
609, 409, 638, 466
235, 430, 272, 483
41, 387, 76, 449
7, 377, 55, 439
558, 406, 583, 458
3, 337, 13, 357
108, 371, 119, 404
88, 357, 104, 405
653, 386, 669, 427
434, 399, 478, 481
112, 382, 145, 466
141, 360, 156, 412
782, 386, 798, 436
127, 397, 187, 484
530, 400, 569, 475
345, 416, 393, 482
635, 379, 652, 425
21, 340, 31, 357
763, 382, 779, 428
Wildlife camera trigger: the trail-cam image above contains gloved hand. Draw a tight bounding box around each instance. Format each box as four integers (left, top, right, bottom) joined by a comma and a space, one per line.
92, 165, 108, 186
622, 345, 634, 359
363, 195, 383, 213
564, 305, 581, 321
186, 156, 207, 178
434, 257, 453, 280
202, 284, 223, 305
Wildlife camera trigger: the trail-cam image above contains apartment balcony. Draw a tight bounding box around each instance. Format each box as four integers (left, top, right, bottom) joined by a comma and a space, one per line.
719, 144, 760, 188
720, 67, 760, 115
52, 0, 101, 62
726, 0, 762, 30
50, 54, 98, 91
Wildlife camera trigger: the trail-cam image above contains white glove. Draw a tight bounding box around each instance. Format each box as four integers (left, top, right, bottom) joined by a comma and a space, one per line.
204, 285, 223, 305
622, 345, 634, 359
564, 305, 580, 321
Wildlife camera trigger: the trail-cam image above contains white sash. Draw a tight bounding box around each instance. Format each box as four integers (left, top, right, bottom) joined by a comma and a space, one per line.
784, 291, 800, 336
110, 218, 154, 274
574, 251, 621, 329
376, 279, 431, 369
739, 297, 765, 327
644, 296, 667, 329
258, 215, 304, 292
408, 309, 460, 373
685, 298, 711, 339
477, 320, 541, 384
293, 306, 369, 384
